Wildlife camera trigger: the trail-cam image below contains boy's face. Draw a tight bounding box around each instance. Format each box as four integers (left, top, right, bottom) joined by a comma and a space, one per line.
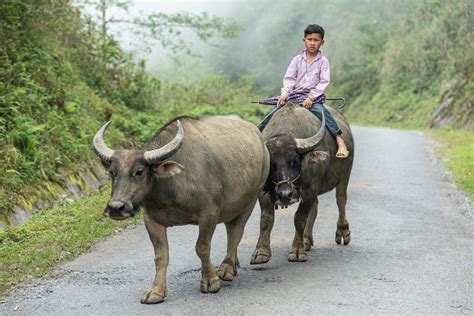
303, 33, 324, 54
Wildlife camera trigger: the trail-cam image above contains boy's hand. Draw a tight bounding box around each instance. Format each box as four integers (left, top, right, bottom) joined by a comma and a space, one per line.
277, 95, 288, 105
303, 97, 313, 108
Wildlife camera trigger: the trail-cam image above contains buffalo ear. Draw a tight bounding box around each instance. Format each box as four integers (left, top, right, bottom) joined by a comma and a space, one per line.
154, 161, 185, 178
306, 150, 329, 164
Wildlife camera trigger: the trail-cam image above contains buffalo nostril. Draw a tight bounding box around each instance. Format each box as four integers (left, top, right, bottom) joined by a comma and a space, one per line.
108, 201, 125, 212
277, 190, 292, 202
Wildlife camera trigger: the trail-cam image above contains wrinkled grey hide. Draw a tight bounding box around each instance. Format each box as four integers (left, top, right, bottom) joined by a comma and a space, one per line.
93, 116, 269, 303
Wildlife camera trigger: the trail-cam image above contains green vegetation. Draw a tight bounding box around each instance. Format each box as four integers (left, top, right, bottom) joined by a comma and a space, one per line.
0, 186, 141, 297
0, 1, 154, 216
432, 130, 474, 199
334, 0, 473, 129
0, 1, 262, 217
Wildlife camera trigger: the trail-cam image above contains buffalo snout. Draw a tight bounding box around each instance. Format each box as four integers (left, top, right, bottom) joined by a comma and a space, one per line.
275, 184, 300, 206
277, 188, 293, 203
109, 201, 125, 212
104, 200, 135, 220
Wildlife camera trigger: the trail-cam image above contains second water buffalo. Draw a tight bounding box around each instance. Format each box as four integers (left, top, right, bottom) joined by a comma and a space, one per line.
251, 103, 354, 264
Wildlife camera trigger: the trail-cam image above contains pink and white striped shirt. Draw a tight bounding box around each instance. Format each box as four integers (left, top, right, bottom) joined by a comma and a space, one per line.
281, 50, 330, 101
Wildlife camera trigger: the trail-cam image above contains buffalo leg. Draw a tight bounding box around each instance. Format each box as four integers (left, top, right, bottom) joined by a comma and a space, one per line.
250, 193, 275, 264
218, 205, 253, 281
335, 180, 351, 245
303, 197, 319, 251
289, 199, 315, 262
141, 213, 169, 304
196, 214, 220, 293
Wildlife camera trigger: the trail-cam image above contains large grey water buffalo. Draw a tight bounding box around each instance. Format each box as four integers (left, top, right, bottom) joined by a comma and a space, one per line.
251, 103, 354, 264
93, 116, 269, 304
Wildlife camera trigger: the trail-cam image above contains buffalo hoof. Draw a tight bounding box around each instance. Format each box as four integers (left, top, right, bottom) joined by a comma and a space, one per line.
141, 286, 167, 304
335, 228, 351, 245
303, 237, 314, 251
288, 249, 307, 262
200, 275, 221, 294
217, 262, 236, 281
250, 249, 271, 265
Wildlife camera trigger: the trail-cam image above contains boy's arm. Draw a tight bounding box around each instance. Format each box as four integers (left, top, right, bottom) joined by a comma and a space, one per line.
281, 56, 299, 97
308, 58, 330, 101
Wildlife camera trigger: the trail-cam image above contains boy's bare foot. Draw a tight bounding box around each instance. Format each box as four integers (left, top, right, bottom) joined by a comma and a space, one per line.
336, 147, 350, 158
335, 134, 350, 159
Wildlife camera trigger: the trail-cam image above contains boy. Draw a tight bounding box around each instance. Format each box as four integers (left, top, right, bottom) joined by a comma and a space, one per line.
258, 24, 349, 158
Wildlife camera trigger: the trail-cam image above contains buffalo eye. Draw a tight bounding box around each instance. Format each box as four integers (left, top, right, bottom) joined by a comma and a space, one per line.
133, 169, 144, 177
109, 170, 115, 178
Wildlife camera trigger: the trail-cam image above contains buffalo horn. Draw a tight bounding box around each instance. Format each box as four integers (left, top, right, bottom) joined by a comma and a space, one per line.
144, 120, 184, 164
93, 121, 115, 163
295, 111, 326, 153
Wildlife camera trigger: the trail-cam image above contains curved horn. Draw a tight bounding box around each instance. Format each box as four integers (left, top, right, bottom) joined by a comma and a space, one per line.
144, 120, 184, 164
93, 121, 115, 163
295, 111, 326, 153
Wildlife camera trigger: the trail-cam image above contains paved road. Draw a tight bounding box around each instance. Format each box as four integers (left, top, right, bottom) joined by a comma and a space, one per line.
1, 126, 472, 315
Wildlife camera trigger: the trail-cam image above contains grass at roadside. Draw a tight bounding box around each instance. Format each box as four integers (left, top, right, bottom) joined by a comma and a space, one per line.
0, 186, 141, 298
431, 129, 474, 199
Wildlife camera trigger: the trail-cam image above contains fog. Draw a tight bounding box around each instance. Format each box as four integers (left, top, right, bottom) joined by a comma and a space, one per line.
92, 0, 414, 91
101, 0, 234, 77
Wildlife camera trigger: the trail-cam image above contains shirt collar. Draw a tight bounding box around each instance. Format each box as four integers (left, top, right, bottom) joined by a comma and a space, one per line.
301, 50, 322, 63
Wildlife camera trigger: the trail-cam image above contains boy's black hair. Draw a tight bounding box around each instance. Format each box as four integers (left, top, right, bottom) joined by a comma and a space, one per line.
304, 24, 325, 39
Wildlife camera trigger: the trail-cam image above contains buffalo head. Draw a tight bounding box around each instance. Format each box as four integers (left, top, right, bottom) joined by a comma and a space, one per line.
264, 112, 329, 207
92, 121, 185, 220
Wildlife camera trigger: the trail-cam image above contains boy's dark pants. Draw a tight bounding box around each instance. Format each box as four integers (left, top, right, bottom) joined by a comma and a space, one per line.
258, 103, 342, 136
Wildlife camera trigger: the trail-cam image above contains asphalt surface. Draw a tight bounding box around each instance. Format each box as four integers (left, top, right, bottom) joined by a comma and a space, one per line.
1, 126, 472, 315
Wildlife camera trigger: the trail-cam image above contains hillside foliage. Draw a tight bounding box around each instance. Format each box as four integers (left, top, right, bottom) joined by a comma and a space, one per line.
0, 1, 261, 217
334, 0, 473, 128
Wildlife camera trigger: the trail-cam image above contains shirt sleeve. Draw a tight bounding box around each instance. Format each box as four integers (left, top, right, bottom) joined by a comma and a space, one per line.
281, 56, 299, 96
309, 58, 330, 100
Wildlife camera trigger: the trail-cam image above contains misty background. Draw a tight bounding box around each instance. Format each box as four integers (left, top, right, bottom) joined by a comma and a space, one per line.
106, 0, 415, 95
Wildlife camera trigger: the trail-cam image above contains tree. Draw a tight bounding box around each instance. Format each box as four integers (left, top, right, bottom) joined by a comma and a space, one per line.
74, 0, 241, 63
